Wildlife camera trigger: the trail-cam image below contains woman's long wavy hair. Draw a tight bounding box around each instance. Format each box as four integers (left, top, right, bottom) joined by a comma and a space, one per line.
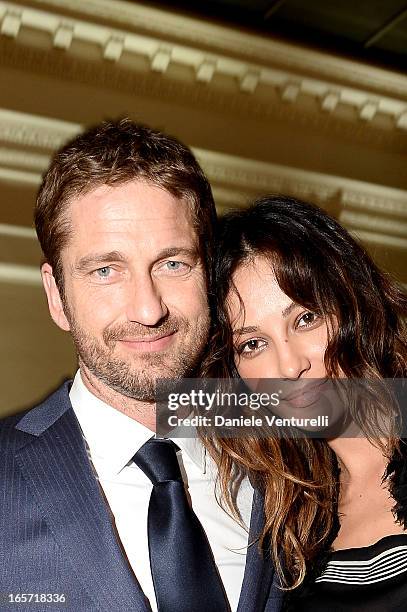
202, 195, 407, 590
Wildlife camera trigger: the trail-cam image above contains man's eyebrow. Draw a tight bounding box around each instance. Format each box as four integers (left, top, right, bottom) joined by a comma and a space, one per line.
233, 325, 259, 335
74, 251, 127, 271
155, 247, 199, 260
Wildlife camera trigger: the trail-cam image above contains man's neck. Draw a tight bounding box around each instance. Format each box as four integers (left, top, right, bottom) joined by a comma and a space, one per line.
78, 366, 156, 431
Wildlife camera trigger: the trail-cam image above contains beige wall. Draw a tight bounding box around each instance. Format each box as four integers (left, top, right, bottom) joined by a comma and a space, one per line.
0, 282, 76, 417
0, 0, 406, 415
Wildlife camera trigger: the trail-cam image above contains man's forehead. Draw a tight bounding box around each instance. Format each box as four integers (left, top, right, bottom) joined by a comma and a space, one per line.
70, 180, 188, 209
65, 180, 196, 232
61, 181, 200, 258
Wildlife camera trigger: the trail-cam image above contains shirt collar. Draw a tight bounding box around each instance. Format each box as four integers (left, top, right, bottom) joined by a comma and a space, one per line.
69, 370, 206, 475
173, 435, 207, 474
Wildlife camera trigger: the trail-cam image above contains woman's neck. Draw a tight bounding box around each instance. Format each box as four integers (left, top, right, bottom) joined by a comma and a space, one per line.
328, 437, 388, 495
327, 437, 405, 550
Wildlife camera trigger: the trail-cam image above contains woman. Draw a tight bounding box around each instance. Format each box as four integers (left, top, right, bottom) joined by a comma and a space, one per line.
203, 195, 407, 610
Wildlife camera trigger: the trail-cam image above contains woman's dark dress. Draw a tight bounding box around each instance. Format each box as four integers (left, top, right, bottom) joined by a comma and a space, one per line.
285, 444, 407, 611
292, 534, 407, 611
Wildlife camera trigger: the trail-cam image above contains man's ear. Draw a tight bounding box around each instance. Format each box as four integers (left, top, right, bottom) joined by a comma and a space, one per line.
41, 263, 70, 331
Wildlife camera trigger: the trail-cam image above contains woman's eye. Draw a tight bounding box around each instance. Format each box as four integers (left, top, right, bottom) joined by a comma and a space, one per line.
237, 338, 267, 355
296, 311, 320, 328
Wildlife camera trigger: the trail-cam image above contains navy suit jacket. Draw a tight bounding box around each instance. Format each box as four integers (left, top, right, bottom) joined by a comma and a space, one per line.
0, 382, 282, 612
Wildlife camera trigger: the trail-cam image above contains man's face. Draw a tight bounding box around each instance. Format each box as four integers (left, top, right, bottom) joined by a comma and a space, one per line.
42, 180, 210, 402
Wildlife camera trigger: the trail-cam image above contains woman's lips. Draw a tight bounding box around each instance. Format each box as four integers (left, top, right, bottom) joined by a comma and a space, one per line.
282, 380, 327, 410
118, 332, 176, 352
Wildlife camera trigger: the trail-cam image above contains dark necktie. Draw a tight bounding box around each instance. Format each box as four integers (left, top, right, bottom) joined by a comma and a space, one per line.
133, 438, 230, 612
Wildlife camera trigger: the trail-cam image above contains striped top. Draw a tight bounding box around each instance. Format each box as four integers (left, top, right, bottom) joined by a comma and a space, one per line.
292, 534, 407, 611
316, 535, 407, 586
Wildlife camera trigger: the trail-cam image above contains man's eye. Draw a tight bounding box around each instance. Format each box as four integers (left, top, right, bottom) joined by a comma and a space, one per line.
296, 311, 320, 329
166, 261, 182, 270
236, 338, 267, 355
95, 266, 112, 278
161, 261, 191, 274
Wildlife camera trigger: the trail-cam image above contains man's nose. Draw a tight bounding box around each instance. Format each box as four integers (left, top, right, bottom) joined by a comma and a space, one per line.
126, 275, 168, 326
274, 338, 311, 380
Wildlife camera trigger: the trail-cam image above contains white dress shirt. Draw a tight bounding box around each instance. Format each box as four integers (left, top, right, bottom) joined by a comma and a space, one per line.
69, 371, 252, 611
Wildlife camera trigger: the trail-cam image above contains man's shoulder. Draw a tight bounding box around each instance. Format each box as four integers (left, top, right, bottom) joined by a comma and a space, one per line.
0, 408, 29, 430
0, 380, 73, 442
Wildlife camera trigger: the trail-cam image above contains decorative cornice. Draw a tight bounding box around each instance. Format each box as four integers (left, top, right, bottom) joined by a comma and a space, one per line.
0, 110, 406, 252
341, 211, 407, 238
0, 222, 36, 238
1, 1, 407, 141
0, 224, 42, 269
0, 42, 404, 157
350, 230, 407, 250
341, 189, 407, 217
0, 108, 81, 150
18, 0, 407, 100
195, 147, 407, 218
0, 261, 41, 285
0, 165, 41, 185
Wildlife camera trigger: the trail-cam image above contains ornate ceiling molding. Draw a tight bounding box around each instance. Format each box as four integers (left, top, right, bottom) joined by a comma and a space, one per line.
16, 0, 407, 99
0, 222, 36, 238
0, 109, 406, 252
1, 1, 407, 143
0, 261, 41, 285
0, 43, 403, 156
0, 108, 81, 150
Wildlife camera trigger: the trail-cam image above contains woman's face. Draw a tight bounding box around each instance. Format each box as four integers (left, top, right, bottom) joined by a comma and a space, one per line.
228, 256, 329, 381
226, 256, 344, 429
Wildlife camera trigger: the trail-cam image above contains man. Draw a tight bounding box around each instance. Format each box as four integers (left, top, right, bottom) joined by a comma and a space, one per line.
0, 119, 281, 611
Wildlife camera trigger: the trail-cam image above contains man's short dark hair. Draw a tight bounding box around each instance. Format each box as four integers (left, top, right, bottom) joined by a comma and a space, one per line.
35, 118, 217, 289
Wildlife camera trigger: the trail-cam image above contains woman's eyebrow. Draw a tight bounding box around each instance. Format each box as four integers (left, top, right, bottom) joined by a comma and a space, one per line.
234, 303, 299, 333
233, 325, 259, 335
281, 302, 298, 318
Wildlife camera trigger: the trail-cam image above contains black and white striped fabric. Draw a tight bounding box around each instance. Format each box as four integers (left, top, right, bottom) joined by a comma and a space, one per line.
316, 535, 407, 586
291, 534, 407, 612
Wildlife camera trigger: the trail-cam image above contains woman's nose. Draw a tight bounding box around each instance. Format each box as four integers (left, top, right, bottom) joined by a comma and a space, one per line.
274, 339, 311, 380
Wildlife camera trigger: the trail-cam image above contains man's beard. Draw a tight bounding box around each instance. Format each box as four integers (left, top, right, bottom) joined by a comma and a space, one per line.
66, 311, 209, 402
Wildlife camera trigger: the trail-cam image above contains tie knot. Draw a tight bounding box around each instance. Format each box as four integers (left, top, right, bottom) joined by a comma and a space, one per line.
133, 438, 182, 485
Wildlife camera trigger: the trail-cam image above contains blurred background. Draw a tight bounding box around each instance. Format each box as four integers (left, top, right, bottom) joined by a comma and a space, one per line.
0, 0, 406, 415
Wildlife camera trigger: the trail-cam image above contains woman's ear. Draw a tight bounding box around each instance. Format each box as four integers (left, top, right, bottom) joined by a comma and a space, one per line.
41, 263, 70, 331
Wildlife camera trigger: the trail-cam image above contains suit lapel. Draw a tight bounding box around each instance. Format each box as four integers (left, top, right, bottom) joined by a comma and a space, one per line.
237, 487, 280, 612
15, 383, 150, 612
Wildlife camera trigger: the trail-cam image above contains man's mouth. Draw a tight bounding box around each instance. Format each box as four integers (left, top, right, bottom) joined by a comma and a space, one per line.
118, 331, 177, 353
